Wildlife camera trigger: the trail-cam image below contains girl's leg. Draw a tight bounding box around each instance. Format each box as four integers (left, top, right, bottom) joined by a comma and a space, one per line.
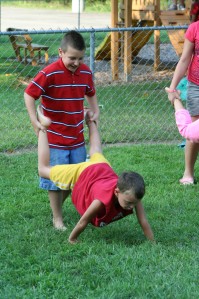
180, 141, 199, 184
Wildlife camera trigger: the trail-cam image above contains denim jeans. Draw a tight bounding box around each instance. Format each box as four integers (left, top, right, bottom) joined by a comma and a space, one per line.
39, 145, 87, 190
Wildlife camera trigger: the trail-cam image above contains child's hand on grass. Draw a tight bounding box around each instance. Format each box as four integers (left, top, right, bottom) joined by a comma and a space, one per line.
68, 237, 80, 244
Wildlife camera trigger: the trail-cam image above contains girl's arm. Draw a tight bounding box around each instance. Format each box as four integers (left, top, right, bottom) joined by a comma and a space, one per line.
166, 39, 194, 104
135, 201, 154, 241
68, 199, 104, 244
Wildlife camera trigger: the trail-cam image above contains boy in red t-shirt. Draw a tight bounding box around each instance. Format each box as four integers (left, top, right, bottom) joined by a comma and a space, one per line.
37, 107, 154, 244
24, 31, 99, 231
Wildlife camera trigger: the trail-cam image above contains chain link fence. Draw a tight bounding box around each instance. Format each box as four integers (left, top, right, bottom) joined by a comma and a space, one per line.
0, 12, 187, 153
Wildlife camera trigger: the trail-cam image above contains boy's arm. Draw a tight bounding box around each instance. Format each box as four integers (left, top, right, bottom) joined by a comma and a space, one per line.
68, 199, 104, 244
135, 201, 154, 242
24, 92, 46, 136
165, 39, 194, 104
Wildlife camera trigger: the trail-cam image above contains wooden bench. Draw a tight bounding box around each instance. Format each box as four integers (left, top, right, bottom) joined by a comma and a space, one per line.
7, 28, 49, 66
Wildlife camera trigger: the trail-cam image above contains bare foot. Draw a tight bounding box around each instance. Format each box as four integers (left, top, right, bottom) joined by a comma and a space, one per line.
179, 176, 194, 185
53, 218, 67, 231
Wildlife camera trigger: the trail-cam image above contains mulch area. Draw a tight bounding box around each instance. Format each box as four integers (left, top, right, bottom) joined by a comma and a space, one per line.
93, 43, 178, 85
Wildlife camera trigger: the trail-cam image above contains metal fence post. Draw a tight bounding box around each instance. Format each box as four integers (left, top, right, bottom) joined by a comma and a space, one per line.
90, 31, 95, 80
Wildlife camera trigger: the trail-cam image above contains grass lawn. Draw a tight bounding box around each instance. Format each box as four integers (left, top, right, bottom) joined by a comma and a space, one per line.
1, 144, 199, 298
1, 2, 197, 298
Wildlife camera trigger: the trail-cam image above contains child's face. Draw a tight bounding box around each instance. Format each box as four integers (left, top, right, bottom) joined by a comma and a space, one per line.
59, 45, 85, 73
114, 188, 139, 210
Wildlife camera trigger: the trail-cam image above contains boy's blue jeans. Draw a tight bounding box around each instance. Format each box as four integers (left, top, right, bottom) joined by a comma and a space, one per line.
39, 145, 86, 190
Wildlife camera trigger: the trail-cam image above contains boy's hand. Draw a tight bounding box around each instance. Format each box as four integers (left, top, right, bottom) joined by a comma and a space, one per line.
68, 200, 103, 245
84, 108, 96, 126
90, 111, 99, 125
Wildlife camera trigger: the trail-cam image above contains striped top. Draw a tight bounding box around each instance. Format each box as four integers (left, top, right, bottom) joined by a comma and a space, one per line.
25, 58, 95, 149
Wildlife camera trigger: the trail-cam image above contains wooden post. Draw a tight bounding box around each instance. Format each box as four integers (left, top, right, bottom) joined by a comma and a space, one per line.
111, 0, 119, 81
185, 0, 192, 9
124, 0, 132, 82
154, 0, 160, 70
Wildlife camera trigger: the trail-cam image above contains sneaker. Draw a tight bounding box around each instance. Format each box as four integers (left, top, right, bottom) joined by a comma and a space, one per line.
178, 4, 185, 10
168, 4, 177, 10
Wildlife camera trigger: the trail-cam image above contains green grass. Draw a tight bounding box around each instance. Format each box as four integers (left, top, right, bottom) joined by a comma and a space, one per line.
0, 1, 196, 297
1, 144, 199, 298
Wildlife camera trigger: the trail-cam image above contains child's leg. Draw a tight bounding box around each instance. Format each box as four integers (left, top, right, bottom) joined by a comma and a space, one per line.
37, 106, 67, 230
48, 190, 68, 230
180, 140, 199, 184
37, 105, 51, 128
85, 111, 102, 156
38, 130, 51, 179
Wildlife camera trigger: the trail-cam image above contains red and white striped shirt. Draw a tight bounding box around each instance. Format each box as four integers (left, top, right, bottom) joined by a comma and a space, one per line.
25, 58, 96, 149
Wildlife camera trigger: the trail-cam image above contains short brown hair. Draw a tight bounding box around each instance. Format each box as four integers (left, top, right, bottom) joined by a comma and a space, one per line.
117, 171, 145, 199
60, 30, 86, 52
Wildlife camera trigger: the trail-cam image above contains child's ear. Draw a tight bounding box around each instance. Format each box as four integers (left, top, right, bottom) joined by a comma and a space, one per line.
114, 187, 120, 196
58, 48, 63, 57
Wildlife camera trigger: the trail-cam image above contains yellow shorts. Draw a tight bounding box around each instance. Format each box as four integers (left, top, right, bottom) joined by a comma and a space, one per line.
49, 152, 110, 190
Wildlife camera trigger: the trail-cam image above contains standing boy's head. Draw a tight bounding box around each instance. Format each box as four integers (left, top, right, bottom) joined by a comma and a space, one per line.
114, 171, 145, 210
59, 30, 86, 73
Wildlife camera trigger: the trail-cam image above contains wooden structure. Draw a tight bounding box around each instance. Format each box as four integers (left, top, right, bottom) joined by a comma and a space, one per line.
160, 5, 191, 56
7, 28, 49, 66
94, 0, 161, 81
110, 0, 161, 81
95, 0, 193, 82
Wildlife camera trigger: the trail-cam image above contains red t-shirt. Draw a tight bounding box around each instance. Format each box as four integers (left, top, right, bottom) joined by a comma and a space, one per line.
72, 163, 133, 227
25, 59, 95, 149
185, 21, 199, 85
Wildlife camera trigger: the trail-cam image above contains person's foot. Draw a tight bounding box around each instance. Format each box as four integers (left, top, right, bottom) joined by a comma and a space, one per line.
168, 4, 177, 10
179, 177, 194, 185
37, 105, 52, 128
84, 107, 94, 126
84, 106, 90, 118
53, 218, 67, 231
